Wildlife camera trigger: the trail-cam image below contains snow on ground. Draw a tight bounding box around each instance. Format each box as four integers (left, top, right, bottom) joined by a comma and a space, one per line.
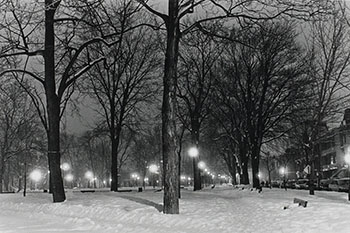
0, 185, 350, 233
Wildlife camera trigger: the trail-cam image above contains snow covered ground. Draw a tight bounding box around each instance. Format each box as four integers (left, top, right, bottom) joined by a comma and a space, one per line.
0, 185, 350, 233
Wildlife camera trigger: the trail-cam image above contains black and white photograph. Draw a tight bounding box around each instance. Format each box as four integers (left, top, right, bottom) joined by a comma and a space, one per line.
1, 0, 350, 232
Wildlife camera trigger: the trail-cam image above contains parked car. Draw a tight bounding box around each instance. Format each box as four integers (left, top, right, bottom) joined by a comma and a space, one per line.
286, 180, 296, 189
271, 180, 283, 188
320, 178, 332, 190
295, 179, 309, 189
329, 177, 350, 192
321, 167, 350, 191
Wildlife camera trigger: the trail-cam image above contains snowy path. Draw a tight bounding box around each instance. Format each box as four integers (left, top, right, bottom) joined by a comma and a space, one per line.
1, 187, 350, 232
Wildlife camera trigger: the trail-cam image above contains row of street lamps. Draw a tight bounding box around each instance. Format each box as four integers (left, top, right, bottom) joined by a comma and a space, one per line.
29, 146, 220, 190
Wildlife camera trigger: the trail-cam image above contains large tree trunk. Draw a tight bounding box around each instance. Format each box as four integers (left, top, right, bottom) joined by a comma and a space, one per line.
162, 4, 180, 214
45, 1, 65, 203
251, 149, 260, 188
239, 141, 249, 184
226, 154, 237, 185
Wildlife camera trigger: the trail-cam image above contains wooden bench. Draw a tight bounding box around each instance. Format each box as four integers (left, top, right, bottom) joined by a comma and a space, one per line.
80, 190, 96, 193
117, 189, 132, 192
293, 198, 308, 207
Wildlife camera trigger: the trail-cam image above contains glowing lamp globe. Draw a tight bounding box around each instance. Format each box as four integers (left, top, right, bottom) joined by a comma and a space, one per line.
149, 164, 158, 173
61, 162, 70, 171
188, 147, 199, 157
30, 170, 42, 182
85, 171, 94, 180
65, 174, 74, 182
279, 167, 285, 175
198, 161, 206, 170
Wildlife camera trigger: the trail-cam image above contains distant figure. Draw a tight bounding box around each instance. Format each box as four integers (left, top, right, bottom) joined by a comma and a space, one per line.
257, 186, 262, 193
211, 184, 215, 189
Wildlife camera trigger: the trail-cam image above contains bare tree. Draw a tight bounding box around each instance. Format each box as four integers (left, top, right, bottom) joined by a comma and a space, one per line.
0, 79, 40, 192
216, 21, 312, 188
290, 2, 350, 195
0, 0, 130, 202
177, 31, 222, 190
135, 0, 332, 214
81, 2, 160, 191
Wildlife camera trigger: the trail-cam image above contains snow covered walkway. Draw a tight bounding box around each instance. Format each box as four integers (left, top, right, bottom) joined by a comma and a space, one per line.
0, 186, 350, 233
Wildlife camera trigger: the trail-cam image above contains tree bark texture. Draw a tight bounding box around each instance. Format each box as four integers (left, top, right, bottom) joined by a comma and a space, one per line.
239, 140, 249, 184
162, 1, 180, 214
45, 0, 65, 202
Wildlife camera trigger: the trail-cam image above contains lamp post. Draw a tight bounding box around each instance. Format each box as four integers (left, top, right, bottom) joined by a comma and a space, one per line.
65, 174, 74, 188
149, 164, 158, 188
344, 149, 350, 201
198, 161, 206, 186
279, 167, 287, 190
85, 171, 94, 188
61, 163, 70, 187
188, 146, 201, 191
29, 169, 42, 190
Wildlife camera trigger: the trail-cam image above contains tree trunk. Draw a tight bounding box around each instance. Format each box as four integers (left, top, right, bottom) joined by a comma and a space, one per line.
251, 149, 260, 188
4, 161, 10, 191
162, 4, 180, 214
45, 1, 65, 202
191, 119, 202, 191
111, 122, 123, 191
0, 158, 4, 193
227, 154, 237, 185
110, 135, 119, 191
239, 141, 249, 184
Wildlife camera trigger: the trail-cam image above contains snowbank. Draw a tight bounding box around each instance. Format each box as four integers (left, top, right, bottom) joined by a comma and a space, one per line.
0, 186, 350, 233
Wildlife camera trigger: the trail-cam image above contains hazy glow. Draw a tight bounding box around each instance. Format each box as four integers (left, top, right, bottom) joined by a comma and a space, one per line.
85, 171, 94, 180
149, 164, 158, 173
65, 174, 74, 182
188, 147, 199, 157
198, 161, 206, 170
279, 167, 286, 175
61, 163, 70, 171
30, 170, 42, 182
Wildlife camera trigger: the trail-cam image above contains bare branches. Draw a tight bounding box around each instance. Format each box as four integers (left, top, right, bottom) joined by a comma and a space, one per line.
0, 69, 44, 85
135, 0, 168, 21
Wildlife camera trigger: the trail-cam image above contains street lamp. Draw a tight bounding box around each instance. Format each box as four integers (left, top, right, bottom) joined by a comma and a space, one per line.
344, 149, 350, 201
279, 167, 287, 190
131, 173, 139, 186
85, 171, 94, 188
188, 146, 201, 191
61, 163, 70, 187
61, 162, 70, 171
188, 147, 199, 158
30, 169, 42, 190
198, 161, 206, 170
65, 174, 74, 188
149, 165, 158, 188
